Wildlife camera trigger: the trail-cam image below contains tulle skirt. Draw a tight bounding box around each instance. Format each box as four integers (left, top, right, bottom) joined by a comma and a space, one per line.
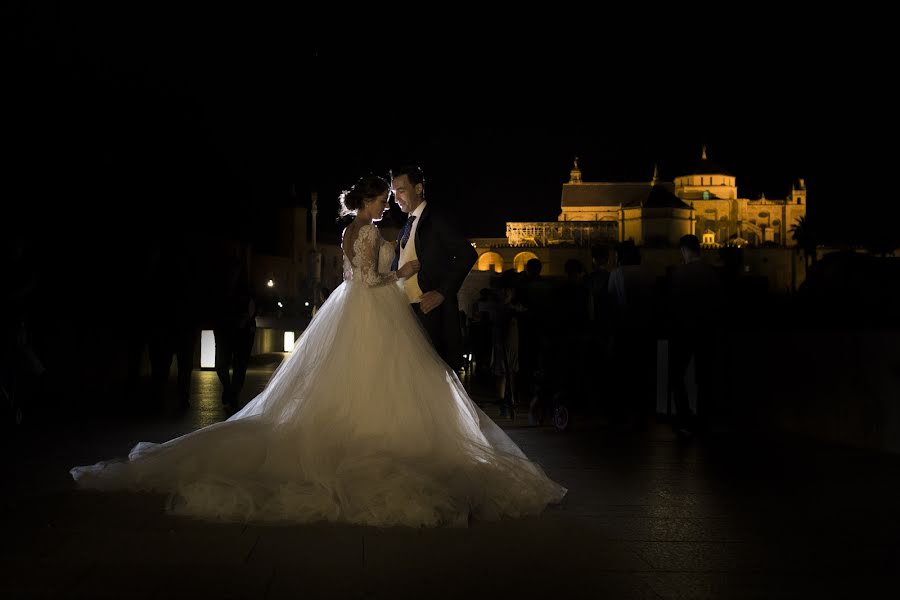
71, 279, 566, 527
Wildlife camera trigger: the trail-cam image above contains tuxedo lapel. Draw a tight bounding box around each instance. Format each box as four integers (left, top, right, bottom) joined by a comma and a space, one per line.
414, 204, 430, 258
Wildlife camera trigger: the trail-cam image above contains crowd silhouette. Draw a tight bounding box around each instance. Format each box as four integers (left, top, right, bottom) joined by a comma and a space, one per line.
4, 223, 899, 437
466, 235, 738, 436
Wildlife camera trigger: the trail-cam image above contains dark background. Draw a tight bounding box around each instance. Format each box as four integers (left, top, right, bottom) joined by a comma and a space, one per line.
5, 5, 880, 252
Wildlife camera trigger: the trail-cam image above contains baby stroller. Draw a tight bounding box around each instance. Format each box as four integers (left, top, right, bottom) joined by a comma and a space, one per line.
527, 327, 598, 432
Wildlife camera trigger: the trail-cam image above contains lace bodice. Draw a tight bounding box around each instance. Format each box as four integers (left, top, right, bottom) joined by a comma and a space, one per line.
342, 223, 398, 286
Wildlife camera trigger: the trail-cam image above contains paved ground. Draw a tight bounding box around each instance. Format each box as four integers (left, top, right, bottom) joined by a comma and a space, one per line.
3, 357, 900, 598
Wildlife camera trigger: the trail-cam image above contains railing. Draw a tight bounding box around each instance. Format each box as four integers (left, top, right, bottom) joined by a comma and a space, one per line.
505, 221, 619, 247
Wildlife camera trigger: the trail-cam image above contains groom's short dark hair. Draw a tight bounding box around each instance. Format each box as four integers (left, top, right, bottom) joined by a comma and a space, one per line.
390, 165, 425, 187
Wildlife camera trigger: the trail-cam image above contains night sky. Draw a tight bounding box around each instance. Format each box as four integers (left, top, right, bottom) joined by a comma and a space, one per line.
7, 7, 870, 249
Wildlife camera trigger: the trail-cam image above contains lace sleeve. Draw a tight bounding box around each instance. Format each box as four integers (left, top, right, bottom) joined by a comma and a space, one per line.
354, 224, 399, 288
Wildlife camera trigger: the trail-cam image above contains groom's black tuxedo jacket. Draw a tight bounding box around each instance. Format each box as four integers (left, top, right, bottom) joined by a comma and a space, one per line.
396, 203, 477, 371
400, 203, 478, 305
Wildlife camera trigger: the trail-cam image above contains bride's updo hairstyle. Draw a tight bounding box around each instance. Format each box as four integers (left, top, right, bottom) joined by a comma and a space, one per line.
339, 174, 390, 217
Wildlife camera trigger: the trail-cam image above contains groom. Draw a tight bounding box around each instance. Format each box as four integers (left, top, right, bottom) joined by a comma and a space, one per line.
391, 165, 478, 372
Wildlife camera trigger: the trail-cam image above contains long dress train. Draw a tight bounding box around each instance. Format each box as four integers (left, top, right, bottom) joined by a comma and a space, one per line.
71, 223, 566, 527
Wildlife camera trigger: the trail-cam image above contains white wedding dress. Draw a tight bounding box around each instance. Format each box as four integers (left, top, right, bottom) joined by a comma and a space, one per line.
71, 223, 566, 527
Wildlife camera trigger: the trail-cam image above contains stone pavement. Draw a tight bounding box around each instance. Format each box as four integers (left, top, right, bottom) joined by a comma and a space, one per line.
3, 357, 900, 598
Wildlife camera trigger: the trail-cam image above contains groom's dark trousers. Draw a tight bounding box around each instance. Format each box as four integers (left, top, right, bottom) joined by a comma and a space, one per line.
414, 301, 463, 372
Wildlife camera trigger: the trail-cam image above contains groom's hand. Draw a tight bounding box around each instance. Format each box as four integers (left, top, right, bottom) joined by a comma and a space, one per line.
419, 291, 445, 314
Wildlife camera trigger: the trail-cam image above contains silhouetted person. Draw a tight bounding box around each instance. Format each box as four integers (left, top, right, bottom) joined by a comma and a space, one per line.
667, 234, 723, 435
470, 288, 494, 383
519, 258, 553, 334
558, 258, 590, 330
544, 258, 593, 420
586, 244, 612, 334
148, 242, 198, 409
517, 258, 553, 419
1, 233, 44, 422
584, 245, 613, 411
1, 234, 40, 367
124, 240, 161, 404
608, 240, 657, 429
214, 258, 257, 412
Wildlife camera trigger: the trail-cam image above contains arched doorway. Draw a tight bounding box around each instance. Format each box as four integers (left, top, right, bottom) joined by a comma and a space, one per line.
513, 251, 539, 273
476, 251, 504, 273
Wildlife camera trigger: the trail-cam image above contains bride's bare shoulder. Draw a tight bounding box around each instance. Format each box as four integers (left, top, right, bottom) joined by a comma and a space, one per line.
342, 221, 365, 240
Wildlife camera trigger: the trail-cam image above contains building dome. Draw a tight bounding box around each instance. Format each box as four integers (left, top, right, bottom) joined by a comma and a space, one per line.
677, 145, 733, 177
673, 146, 738, 199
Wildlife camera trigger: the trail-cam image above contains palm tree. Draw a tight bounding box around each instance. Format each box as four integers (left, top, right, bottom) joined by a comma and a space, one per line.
790, 215, 818, 267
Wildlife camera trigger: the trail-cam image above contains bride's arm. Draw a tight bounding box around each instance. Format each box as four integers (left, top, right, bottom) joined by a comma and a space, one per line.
357, 225, 401, 287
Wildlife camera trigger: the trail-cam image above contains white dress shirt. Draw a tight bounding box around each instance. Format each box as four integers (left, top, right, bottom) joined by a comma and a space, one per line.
399, 201, 426, 303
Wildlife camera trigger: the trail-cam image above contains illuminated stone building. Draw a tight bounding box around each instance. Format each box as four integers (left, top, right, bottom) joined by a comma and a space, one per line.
472, 148, 807, 280
509, 148, 806, 249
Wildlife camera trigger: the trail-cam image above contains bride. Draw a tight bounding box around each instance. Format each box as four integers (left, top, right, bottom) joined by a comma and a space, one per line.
71, 175, 567, 527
